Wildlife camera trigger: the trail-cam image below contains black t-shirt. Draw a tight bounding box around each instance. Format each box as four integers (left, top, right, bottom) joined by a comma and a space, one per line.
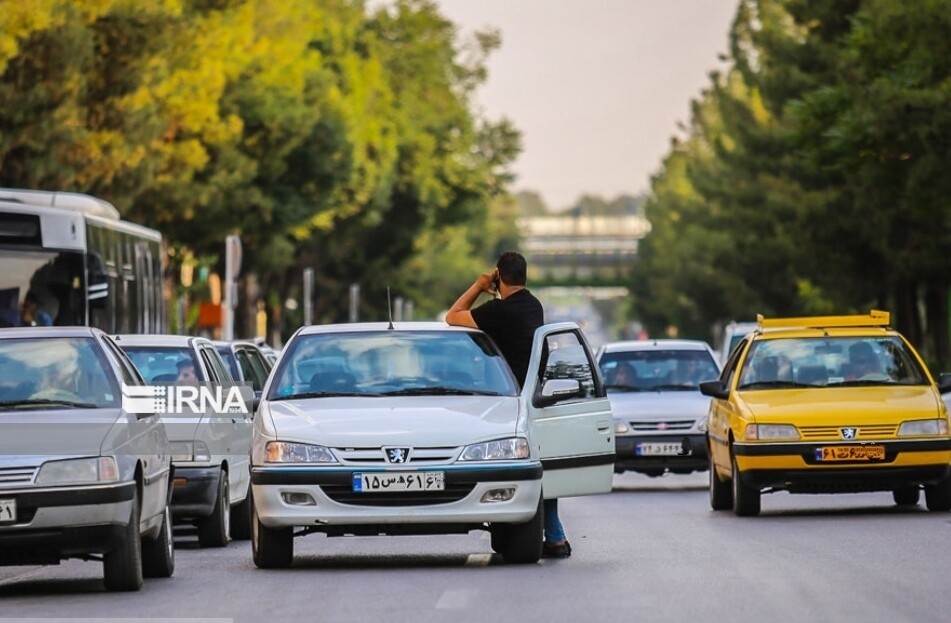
471, 288, 544, 388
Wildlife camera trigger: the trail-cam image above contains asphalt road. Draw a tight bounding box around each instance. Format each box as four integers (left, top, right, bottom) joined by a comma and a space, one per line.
2, 471, 950, 622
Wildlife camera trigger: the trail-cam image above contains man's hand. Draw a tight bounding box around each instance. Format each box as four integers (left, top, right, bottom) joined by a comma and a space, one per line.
477, 269, 499, 296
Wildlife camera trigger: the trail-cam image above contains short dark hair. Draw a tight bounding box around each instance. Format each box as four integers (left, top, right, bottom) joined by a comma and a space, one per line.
497, 251, 527, 286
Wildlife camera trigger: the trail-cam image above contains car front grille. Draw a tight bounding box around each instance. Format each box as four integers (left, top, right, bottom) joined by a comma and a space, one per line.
799, 425, 898, 440
628, 420, 695, 432
320, 483, 475, 507
332, 446, 459, 465
0, 467, 36, 486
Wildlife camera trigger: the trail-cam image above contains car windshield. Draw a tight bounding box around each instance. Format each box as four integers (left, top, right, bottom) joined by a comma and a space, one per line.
122, 346, 204, 384
599, 348, 720, 392
269, 330, 519, 400
0, 337, 119, 409
736, 336, 927, 389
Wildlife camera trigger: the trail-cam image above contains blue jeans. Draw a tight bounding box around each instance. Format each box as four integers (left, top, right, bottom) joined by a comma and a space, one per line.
543, 498, 566, 543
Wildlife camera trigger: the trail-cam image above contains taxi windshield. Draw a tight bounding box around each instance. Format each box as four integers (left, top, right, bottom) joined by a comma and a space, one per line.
269, 331, 519, 400
0, 337, 119, 409
737, 336, 928, 389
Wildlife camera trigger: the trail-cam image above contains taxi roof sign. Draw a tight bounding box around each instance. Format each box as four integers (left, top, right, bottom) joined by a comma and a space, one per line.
757, 309, 890, 330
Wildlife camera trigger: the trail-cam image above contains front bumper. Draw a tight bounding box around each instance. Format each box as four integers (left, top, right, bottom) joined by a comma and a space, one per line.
170, 465, 221, 519
251, 462, 543, 533
0, 481, 135, 565
734, 438, 951, 493
614, 434, 708, 473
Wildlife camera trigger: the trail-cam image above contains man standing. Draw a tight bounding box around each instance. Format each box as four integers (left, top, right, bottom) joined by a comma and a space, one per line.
445, 251, 571, 559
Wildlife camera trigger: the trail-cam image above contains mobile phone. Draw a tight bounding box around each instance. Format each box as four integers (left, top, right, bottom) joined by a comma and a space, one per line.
492, 274, 500, 297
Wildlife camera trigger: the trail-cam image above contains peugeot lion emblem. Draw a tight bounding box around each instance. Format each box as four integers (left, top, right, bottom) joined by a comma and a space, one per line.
385, 447, 410, 464
840, 427, 857, 440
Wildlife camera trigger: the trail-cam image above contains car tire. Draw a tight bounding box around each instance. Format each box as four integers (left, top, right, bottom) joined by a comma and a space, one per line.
709, 458, 733, 511
197, 472, 230, 548
251, 494, 293, 569
230, 484, 252, 541
925, 476, 951, 512
489, 524, 509, 554
892, 486, 920, 507
731, 454, 760, 517
142, 503, 175, 578
498, 495, 543, 564
103, 486, 144, 592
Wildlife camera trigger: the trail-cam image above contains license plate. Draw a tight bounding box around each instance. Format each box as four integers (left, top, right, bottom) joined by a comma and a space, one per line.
815, 445, 885, 461
0, 499, 15, 523
635, 442, 686, 457
353, 472, 445, 493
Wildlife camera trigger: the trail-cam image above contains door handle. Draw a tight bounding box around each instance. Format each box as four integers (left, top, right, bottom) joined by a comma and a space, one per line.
597, 420, 611, 432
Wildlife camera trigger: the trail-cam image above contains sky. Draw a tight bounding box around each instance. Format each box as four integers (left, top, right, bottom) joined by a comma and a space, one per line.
433, 0, 738, 211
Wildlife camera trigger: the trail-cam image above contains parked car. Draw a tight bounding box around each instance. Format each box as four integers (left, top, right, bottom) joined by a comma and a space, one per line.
718, 321, 757, 365
250, 322, 615, 567
0, 327, 173, 591
702, 310, 951, 516
213, 340, 273, 410
596, 339, 721, 477
116, 334, 252, 545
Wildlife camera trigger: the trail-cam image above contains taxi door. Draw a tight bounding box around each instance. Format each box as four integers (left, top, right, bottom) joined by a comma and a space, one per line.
523, 323, 615, 498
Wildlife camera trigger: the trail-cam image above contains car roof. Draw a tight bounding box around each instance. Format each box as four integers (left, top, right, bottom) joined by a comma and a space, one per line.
212, 340, 261, 350
754, 326, 898, 340
601, 339, 713, 353
294, 322, 481, 337
114, 334, 210, 347
0, 326, 102, 339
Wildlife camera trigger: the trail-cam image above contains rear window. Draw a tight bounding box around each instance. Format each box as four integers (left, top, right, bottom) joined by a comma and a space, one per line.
122, 346, 203, 384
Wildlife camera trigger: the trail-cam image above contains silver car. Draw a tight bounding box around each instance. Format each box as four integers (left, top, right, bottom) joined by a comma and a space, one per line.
0, 327, 173, 591
597, 339, 721, 477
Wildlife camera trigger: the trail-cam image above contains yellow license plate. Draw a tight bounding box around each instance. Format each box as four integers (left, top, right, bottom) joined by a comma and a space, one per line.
815, 445, 885, 461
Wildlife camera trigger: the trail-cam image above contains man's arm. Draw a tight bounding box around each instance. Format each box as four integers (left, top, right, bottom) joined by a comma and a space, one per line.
445, 272, 496, 328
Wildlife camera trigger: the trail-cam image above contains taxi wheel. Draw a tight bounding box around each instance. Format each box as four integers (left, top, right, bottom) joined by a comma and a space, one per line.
198, 473, 230, 548
498, 496, 543, 564
709, 458, 732, 511
731, 454, 760, 517
924, 476, 951, 512
251, 495, 293, 568
892, 486, 920, 507
142, 503, 175, 578
103, 487, 144, 592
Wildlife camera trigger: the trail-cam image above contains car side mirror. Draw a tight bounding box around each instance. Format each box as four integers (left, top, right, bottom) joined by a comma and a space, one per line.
699, 380, 730, 400
534, 378, 582, 408
937, 373, 951, 394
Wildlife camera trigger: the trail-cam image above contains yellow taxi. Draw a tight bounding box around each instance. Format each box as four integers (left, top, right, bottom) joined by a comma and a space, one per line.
701, 310, 951, 516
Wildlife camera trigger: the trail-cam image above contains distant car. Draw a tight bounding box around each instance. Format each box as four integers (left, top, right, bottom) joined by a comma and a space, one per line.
249, 322, 615, 568
702, 310, 951, 516
213, 340, 274, 410
596, 339, 721, 477
116, 334, 252, 545
718, 321, 758, 365
0, 327, 173, 591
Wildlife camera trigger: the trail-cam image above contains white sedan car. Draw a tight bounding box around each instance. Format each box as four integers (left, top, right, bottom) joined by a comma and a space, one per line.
250, 322, 615, 567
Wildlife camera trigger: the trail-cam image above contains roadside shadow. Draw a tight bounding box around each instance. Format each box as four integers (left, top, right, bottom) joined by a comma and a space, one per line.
0, 576, 105, 597
286, 551, 502, 570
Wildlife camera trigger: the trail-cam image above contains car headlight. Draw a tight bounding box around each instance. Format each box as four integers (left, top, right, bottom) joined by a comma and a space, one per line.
696, 418, 708, 433
745, 424, 799, 440
265, 441, 337, 463
898, 419, 949, 436
460, 438, 530, 461
615, 420, 630, 434
35, 457, 119, 486
170, 441, 211, 462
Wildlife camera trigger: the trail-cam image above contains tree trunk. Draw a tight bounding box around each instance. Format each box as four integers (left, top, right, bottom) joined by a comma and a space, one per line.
894, 279, 922, 349
925, 284, 949, 371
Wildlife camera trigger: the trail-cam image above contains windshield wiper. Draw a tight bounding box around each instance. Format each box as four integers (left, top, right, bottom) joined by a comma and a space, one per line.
0, 398, 100, 410
737, 380, 812, 390
645, 384, 698, 392
272, 391, 364, 401
825, 379, 906, 387
605, 384, 649, 392
379, 387, 503, 397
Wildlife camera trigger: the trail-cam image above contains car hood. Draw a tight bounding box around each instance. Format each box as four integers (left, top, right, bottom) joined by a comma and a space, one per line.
264, 396, 520, 447
737, 386, 943, 424
0, 410, 122, 466
607, 391, 710, 421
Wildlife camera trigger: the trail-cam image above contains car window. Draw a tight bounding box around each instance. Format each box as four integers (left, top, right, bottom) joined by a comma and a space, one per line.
244, 348, 271, 389
200, 346, 233, 384
269, 330, 518, 400
122, 346, 203, 384
0, 337, 120, 408
539, 331, 598, 399
737, 336, 927, 389
100, 335, 145, 385
217, 347, 241, 381
599, 348, 719, 392
236, 349, 265, 391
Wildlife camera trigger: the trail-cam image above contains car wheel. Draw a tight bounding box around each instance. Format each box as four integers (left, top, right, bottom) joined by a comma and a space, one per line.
142, 503, 175, 578
251, 494, 293, 569
731, 453, 760, 517
489, 524, 509, 554
103, 486, 144, 592
230, 484, 252, 541
709, 456, 732, 511
925, 476, 951, 512
892, 486, 920, 507
498, 495, 543, 564
198, 471, 230, 548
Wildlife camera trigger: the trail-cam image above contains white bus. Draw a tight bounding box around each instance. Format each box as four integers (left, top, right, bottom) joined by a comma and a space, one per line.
0, 189, 165, 333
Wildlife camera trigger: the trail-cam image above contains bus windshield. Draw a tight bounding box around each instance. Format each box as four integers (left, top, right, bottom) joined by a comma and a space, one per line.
0, 250, 85, 328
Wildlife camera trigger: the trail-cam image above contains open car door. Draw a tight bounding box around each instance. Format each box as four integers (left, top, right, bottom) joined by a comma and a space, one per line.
523, 322, 615, 498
